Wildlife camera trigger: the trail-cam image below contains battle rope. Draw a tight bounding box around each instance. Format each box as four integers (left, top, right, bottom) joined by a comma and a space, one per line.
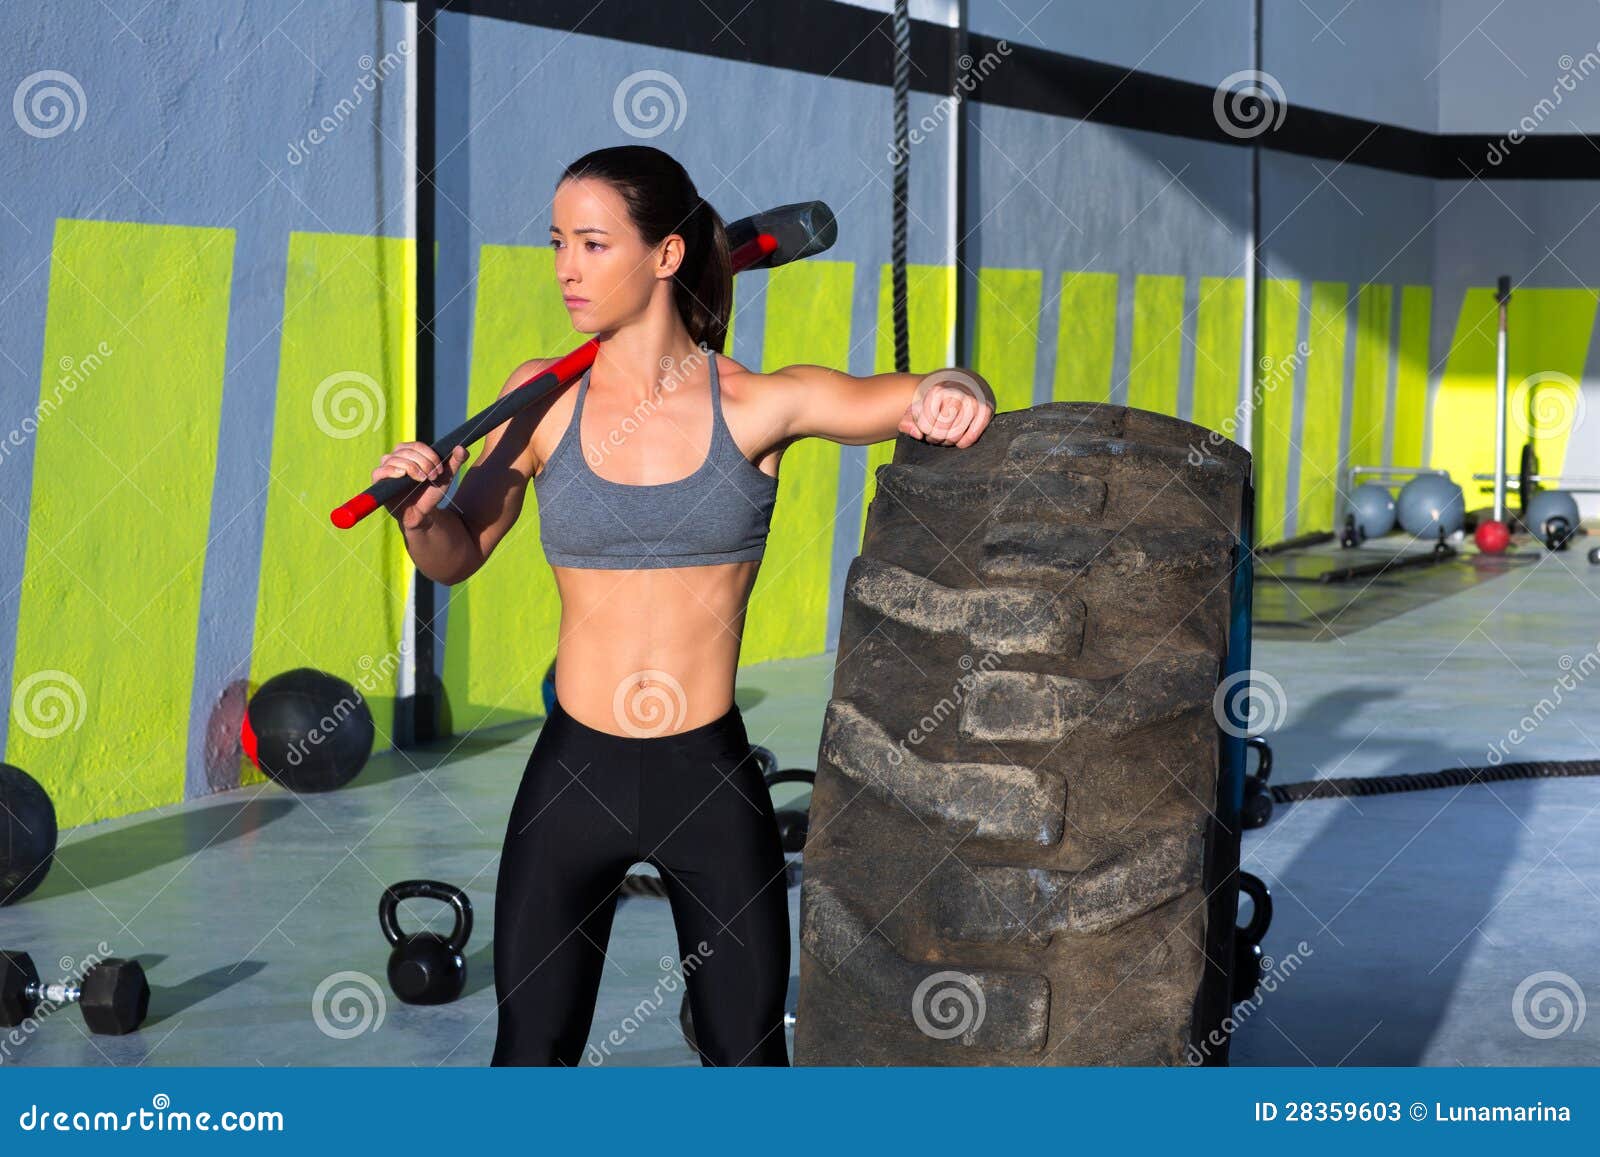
890, 0, 911, 374
1270, 758, 1600, 803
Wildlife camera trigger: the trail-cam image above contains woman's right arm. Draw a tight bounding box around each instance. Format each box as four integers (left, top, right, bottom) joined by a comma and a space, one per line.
380, 358, 559, 585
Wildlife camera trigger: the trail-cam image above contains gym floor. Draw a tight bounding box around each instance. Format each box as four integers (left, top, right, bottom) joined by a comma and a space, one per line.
5, 526, 1598, 1067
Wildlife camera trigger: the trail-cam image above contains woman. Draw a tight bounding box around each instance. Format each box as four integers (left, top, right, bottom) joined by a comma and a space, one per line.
373, 145, 994, 1066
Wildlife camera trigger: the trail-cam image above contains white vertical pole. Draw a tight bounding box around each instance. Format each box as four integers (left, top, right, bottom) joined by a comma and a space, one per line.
1493, 275, 1511, 523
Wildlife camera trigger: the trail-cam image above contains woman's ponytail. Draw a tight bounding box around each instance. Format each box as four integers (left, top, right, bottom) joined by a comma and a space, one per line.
676, 197, 732, 354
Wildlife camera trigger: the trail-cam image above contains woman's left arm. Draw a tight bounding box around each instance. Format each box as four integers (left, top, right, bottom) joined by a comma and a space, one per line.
770, 364, 997, 448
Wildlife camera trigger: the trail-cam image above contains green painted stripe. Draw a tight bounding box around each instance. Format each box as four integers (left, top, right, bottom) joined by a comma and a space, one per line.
1295, 281, 1349, 532
1348, 283, 1394, 469
973, 267, 1043, 415
248, 231, 416, 784
1126, 274, 1186, 416
9, 218, 234, 828
862, 262, 952, 548
1508, 289, 1598, 481
1392, 285, 1432, 472
1191, 276, 1246, 444
1431, 286, 1594, 500
746, 260, 855, 664
1430, 287, 1495, 497
1253, 279, 1302, 544
442, 244, 580, 732
1052, 270, 1118, 404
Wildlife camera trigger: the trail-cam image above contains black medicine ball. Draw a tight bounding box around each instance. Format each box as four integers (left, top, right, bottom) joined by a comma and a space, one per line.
0, 763, 56, 905
244, 668, 375, 793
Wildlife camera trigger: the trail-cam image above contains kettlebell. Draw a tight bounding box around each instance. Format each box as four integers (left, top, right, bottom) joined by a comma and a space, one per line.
1542, 515, 1575, 552
1241, 737, 1274, 830
764, 767, 816, 853
1231, 871, 1272, 1006
380, 879, 473, 1005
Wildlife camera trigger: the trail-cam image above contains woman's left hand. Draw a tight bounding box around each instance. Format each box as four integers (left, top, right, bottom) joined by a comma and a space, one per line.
898, 371, 995, 447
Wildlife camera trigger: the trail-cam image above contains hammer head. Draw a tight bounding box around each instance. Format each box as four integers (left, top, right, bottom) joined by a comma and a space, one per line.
727, 201, 837, 270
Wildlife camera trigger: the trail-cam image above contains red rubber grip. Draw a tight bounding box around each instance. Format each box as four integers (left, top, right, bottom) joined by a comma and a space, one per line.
330, 492, 380, 529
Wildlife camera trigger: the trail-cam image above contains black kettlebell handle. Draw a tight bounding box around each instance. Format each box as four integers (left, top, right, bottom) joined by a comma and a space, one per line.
380, 879, 473, 954
1236, 870, 1272, 944
764, 768, 816, 789
1244, 737, 1273, 785
1544, 515, 1572, 550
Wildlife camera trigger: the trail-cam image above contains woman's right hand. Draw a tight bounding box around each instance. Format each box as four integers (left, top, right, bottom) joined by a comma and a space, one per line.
374, 441, 471, 529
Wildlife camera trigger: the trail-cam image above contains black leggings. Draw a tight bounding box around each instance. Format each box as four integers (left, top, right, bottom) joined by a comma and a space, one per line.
491, 696, 791, 1066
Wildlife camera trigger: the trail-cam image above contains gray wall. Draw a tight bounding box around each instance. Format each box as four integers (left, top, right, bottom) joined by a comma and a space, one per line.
1439, 0, 1600, 133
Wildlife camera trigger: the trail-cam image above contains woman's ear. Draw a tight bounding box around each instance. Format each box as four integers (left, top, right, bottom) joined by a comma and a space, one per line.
656, 233, 686, 279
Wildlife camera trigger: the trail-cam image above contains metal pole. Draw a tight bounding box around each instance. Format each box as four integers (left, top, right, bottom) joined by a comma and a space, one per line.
410, 0, 439, 746
950, 0, 969, 368
1239, 0, 1262, 471
1493, 275, 1511, 523
891, 0, 910, 374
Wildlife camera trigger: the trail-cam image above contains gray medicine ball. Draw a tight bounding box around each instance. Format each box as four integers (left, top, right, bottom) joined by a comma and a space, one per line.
1396, 472, 1465, 537
1346, 483, 1397, 539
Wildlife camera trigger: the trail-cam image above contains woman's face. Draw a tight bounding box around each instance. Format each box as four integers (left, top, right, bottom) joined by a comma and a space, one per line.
550, 177, 681, 333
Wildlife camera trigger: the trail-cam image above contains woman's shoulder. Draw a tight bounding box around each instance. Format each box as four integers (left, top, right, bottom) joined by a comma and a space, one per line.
497, 357, 573, 478
709, 354, 811, 464
714, 357, 846, 425
503, 356, 564, 395
710, 350, 748, 379
710, 353, 786, 417
711, 353, 812, 399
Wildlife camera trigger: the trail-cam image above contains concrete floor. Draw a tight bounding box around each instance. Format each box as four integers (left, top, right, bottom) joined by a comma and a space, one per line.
0, 655, 832, 1068
1233, 532, 1600, 1065
5, 532, 1599, 1067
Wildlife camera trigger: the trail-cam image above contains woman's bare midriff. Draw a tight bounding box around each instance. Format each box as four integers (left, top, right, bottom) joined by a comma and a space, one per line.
548, 560, 761, 737
528, 354, 784, 739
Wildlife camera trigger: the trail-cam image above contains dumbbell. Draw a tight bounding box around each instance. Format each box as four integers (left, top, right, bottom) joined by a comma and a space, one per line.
0, 950, 150, 1035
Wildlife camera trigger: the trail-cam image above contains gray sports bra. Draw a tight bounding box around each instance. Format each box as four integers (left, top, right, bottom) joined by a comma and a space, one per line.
532, 354, 780, 569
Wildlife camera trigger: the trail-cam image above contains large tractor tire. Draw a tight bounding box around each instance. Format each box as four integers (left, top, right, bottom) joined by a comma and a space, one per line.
794, 401, 1252, 1066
